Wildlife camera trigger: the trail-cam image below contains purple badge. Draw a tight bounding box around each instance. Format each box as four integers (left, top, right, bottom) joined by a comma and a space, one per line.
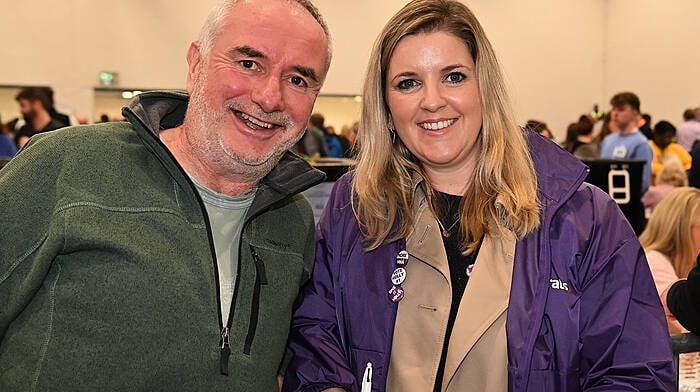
388, 285, 405, 303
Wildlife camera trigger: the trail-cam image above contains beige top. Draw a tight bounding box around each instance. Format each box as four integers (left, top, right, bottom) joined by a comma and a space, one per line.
386, 198, 515, 392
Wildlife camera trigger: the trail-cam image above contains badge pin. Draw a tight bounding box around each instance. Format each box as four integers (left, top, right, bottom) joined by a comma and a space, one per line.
388, 285, 405, 303
391, 267, 406, 285
466, 263, 474, 277
396, 250, 409, 266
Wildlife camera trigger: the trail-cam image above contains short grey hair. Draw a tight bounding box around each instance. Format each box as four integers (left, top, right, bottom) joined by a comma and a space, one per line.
197, 0, 332, 71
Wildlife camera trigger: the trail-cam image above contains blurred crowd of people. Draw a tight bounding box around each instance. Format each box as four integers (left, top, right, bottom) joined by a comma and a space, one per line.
528, 93, 700, 213
0, 86, 124, 163
293, 112, 357, 160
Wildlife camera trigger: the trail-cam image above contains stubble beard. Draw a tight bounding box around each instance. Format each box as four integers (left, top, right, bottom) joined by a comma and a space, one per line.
186, 72, 303, 182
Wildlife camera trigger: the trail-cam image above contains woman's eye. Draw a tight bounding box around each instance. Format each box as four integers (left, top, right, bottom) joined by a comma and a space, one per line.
397, 79, 419, 90
445, 72, 466, 83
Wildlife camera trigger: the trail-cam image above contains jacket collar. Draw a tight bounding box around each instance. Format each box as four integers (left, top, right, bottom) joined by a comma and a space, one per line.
525, 131, 589, 213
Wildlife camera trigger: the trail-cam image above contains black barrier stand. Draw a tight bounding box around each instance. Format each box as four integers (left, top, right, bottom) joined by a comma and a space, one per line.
581, 159, 646, 235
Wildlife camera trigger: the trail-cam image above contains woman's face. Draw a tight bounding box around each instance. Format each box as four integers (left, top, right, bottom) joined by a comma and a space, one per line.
385, 31, 482, 190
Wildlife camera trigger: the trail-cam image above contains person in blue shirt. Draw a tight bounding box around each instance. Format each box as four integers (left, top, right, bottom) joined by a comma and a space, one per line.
599, 92, 653, 194
0, 117, 17, 158
0, 134, 16, 158
309, 113, 343, 158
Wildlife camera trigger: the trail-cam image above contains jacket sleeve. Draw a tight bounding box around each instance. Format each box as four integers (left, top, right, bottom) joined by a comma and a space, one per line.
667, 256, 700, 333
0, 136, 64, 342
573, 186, 675, 391
282, 178, 356, 392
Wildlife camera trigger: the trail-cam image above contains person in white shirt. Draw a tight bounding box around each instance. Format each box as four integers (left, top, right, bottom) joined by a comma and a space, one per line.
677, 108, 700, 152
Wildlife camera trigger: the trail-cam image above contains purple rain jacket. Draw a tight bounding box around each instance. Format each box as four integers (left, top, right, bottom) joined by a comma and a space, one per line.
283, 132, 676, 392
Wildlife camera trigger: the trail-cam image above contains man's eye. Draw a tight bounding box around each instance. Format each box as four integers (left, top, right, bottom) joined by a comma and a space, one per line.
290, 76, 307, 88
397, 79, 418, 90
240, 60, 256, 69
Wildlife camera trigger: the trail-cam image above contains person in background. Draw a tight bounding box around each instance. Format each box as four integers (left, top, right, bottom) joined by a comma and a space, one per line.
640, 186, 700, 330
525, 119, 552, 139
13, 87, 67, 148
664, 258, 700, 335
0, 133, 16, 158
659, 202, 700, 334
639, 113, 653, 140
74, 114, 89, 125
649, 120, 691, 184
341, 124, 355, 145
599, 92, 653, 195
677, 108, 700, 152
571, 114, 599, 160
340, 123, 358, 153
328, 125, 352, 158
309, 113, 343, 158
564, 121, 579, 152
296, 125, 329, 159
283, 0, 675, 391
592, 110, 616, 147
41, 86, 72, 127
643, 157, 689, 213
0, 0, 331, 390
689, 139, 700, 188
590, 104, 604, 121
0, 115, 17, 158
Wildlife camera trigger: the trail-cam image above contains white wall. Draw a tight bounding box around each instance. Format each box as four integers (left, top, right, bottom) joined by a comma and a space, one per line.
0, 1, 697, 141
606, 0, 700, 128
314, 0, 606, 139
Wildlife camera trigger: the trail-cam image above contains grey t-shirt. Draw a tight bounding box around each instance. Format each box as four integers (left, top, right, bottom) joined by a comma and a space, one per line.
190, 177, 255, 324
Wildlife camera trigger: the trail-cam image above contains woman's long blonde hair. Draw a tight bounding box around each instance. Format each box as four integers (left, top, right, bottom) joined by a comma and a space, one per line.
352, 0, 540, 252
640, 187, 700, 278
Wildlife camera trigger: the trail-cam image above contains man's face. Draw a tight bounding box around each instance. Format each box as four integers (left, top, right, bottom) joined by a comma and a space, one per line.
18, 98, 36, 121
184, 0, 329, 181
653, 132, 674, 150
610, 103, 640, 133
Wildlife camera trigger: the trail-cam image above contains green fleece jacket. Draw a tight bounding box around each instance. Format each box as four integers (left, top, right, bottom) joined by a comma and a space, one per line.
0, 91, 324, 391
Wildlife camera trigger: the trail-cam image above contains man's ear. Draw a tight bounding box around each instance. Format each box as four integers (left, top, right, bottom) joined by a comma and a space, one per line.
32, 99, 44, 113
186, 41, 203, 93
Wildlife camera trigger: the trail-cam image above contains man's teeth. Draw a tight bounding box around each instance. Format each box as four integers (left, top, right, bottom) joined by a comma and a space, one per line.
239, 112, 274, 129
419, 119, 455, 130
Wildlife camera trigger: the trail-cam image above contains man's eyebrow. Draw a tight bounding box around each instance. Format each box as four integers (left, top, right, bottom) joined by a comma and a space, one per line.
230, 45, 320, 84
231, 45, 266, 59
294, 66, 319, 84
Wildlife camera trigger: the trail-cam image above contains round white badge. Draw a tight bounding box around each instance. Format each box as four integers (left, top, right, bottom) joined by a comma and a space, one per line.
391, 267, 407, 285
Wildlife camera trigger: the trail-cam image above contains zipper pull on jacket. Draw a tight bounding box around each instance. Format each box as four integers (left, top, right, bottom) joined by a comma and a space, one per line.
220, 327, 231, 375
361, 362, 372, 392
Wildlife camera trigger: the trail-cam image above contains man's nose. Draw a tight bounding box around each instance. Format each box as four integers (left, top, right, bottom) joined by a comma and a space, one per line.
251, 76, 285, 113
